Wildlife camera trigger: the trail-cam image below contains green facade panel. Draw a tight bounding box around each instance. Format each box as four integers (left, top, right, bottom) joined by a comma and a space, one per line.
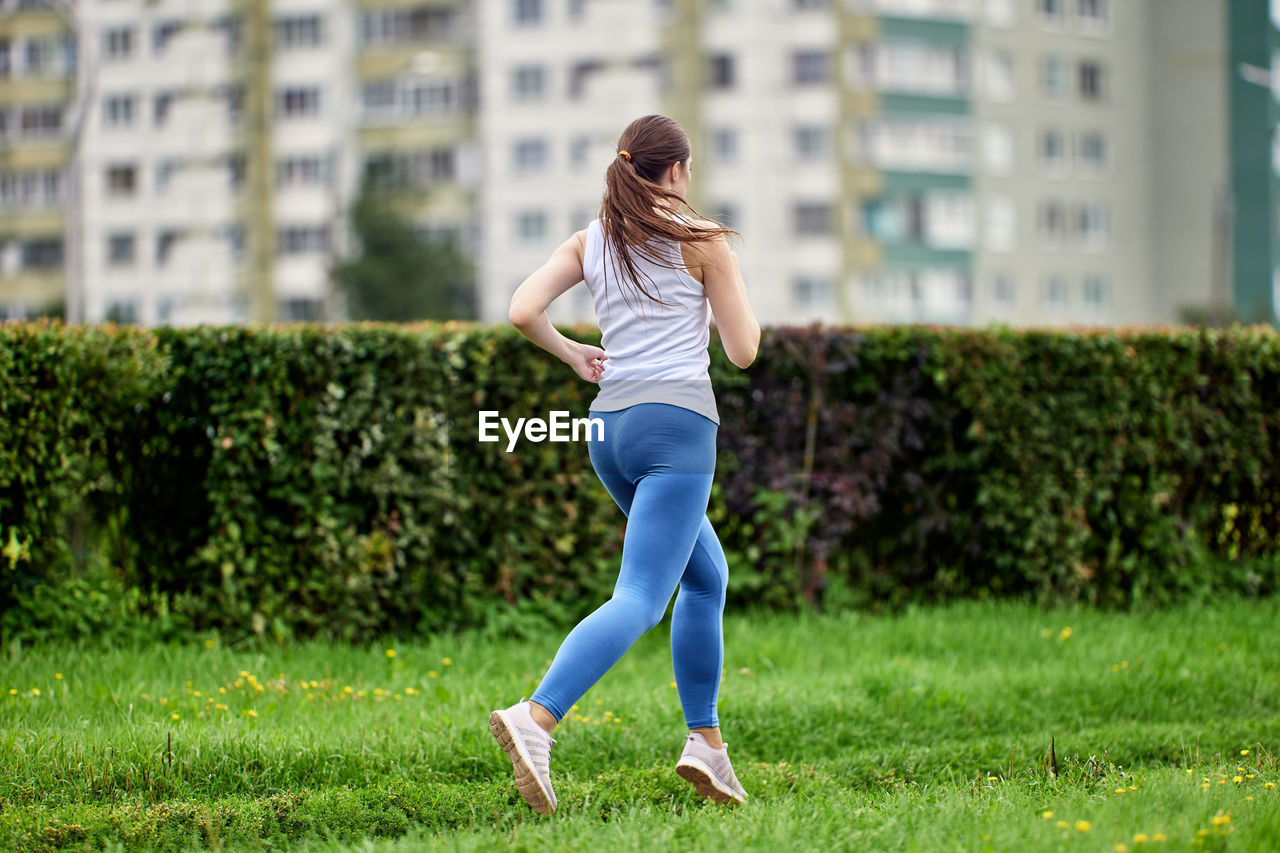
881, 171, 971, 193
878, 93, 970, 116
878, 16, 969, 47
882, 244, 972, 267
1228, 0, 1279, 323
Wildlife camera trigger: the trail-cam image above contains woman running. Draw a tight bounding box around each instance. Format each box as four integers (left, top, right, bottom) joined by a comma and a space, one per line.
489, 114, 760, 815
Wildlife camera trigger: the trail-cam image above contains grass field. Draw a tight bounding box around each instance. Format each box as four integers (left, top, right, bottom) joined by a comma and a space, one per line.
2, 599, 1279, 851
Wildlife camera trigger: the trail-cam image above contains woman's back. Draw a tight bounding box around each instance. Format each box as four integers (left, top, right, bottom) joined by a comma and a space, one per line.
583, 218, 718, 424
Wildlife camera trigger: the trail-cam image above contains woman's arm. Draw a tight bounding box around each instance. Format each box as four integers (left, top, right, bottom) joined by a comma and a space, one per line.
509, 230, 607, 383
698, 237, 759, 369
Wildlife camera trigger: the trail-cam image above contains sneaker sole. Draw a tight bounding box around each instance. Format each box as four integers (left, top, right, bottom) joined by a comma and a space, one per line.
676, 757, 747, 806
489, 709, 555, 815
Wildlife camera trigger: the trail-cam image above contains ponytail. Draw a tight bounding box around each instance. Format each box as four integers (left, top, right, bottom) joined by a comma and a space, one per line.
599, 115, 736, 312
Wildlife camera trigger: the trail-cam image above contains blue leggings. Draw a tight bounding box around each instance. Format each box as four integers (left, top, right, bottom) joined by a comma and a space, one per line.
529, 403, 729, 729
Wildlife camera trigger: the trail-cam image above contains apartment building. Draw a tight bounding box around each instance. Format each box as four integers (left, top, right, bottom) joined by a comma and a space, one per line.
0, 0, 1272, 327
0, 0, 74, 320
476, 0, 1270, 328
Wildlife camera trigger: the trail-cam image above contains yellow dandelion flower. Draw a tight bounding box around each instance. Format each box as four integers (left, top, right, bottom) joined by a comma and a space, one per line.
246, 709, 258, 718
186, 680, 192, 687
7, 689, 15, 695
234, 678, 244, 688
193, 691, 201, 697
215, 703, 227, 711
571, 704, 580, 711
239, 670, 249, 678
30, 688, 40, 697
170, 713, 180, 720
1115, 788, 1127, 794
54, 673, 63, 680
204, 639, 214, 649
1152, 833, 1167, 842
428, 671, 438, 679
1041, 811, 1054, 820
1241, 749, 1250, 756
373, 688, 384, 696
669, 681, 677, 688
1060, 627, 1073, 640
1265, 782, 1275, 789
1057, 820, 1070, 829
1218, 780, 1226, 785
386, 649, 396, 658
1121, 661, 1128, 669
1247, 774, 1256, 779
1233, 776, 1243, 783
1211, 812, 1231, 827
219, 687, 227, 694
1075, 820, 1091, 832
442, 657, 452, 666
1134, 833, 1149, 844
405, 687, 420, 696
355, 690, 365, 698
1202, 784, 1211, 791
1115, 845, 1129, 853
342, 685, 353, 693
1246, 796, 1254, 802
394, 694, 402, 700
1112, 664, 1121, 672
1129, 785, 1137, 791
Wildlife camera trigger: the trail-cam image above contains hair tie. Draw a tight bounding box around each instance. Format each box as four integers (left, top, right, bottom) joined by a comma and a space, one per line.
617, 150, 632, 162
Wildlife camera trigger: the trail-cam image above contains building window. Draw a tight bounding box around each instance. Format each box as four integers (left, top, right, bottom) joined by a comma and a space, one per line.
1036, 0, 1065, 26
985, 197, 1015, 252
276, 154, 333, 187
1081, 274, 1108, 310
277, 225, 330, 255
156, 229, 183, 265
22, 35, 69, 77
359, 7, 456, 45
0, 169, 62, 210
794, 125, 830, 161
707, 53, 735, 90
511, 64, 546, 101
18, 105, 62, 138
516, 210, 548, 243
279, 298, 323, 322
361, 77, 457, 121
1038, 200, 1068, 244
106, 164, 137, 196
983, 50, 1014, 101
102, 95, 136, 128
513, 138, 549, 173
992, 274, 1015, 305
1076, 130, 1107, 172
155, 159, 181, 193
107, 232, 136, 266
276, 86, 322, 118
1041, 56, 1068, 98
274, 14, 324, 49
1078, 60, 1106, 102
792, 50, 829, 85
1077, 0, 1109, 33
20, 238, 62, 269
792, 275, 834, 309
710, 127, 738, 164
154, 91, 179, 126
568, 134, 591, 171
153, 21, 181, 55
1076, 203, 1110, 249
363, 148, 454, 190
105, 300, 139, 324
792, 0, 827, 8
1042, 275, 1069, 308
1039, 129, 1067, 172
983, 124, 1013, 174
793, 202, 834, 236
103, 27, 134, 61
711, 202, 738, 229
568, 60, 604, 98
513, 0, 543, 26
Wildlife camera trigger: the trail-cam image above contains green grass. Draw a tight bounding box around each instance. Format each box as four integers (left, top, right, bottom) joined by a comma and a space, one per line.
2, 600, 1279, 851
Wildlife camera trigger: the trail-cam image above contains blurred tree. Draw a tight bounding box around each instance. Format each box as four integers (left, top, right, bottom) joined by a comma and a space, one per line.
336, 181, 475, 321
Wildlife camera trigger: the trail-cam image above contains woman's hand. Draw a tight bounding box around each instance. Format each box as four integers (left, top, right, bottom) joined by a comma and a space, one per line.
563, 341, 608, 383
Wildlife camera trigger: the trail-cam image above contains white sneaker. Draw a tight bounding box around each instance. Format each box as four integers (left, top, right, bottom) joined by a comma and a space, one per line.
489, 700, 558, 815
676, 732, 749, 805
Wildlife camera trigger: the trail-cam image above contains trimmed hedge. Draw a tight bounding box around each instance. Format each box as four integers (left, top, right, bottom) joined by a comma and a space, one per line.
1, 321, 1278, 642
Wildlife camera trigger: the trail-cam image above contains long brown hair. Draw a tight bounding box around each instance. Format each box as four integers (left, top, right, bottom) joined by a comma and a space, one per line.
600, 114, 736, 310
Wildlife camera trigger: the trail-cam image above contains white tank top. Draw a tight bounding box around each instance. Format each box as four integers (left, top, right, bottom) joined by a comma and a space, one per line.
582, 218, 719, 424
